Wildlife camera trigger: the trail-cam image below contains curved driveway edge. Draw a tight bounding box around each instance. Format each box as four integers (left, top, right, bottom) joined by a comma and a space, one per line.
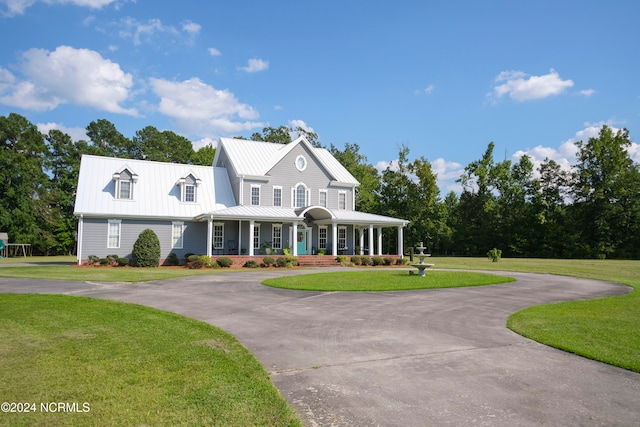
1, 269, 638, 426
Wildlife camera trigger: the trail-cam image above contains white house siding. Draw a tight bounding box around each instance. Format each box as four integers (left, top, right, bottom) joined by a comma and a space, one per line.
81, 218, 208, 261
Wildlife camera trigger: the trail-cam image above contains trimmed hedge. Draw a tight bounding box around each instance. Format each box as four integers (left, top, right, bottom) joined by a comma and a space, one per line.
132, 229, 161, 267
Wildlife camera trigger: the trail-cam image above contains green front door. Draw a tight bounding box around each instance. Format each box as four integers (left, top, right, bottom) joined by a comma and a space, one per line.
297, 229, 307, 255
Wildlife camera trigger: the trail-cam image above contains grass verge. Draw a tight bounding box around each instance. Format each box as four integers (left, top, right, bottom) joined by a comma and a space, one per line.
0, 265, 222, 282
263, 270, 514, 291
0, 294, 301, 427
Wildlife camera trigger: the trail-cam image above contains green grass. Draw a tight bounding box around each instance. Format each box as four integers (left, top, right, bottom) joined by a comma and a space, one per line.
0, 294, 301, 427
263, 270, 515, 291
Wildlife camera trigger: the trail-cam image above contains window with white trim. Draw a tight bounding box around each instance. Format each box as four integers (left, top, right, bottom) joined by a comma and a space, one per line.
172, 222, 184, 248
272, 224, 282, 249
293, 183, 309, 208
273, 186, 282, 207
213, 223, 224, 249
338, 226, 347, 249
184, 184, 195, 202
107, 219, 121, 248
251, 185, 260, 206
319, 226, 327, 249
178, 173, 200, 203
253, 224, 261, 249
338, 191, 346, 210
319, 190, 327, 208
113, 169, 137, 200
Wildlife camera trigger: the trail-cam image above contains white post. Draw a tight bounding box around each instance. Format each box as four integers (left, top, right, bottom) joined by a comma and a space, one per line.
359, 228, 364, 255
238, 220, 242, 255
77, 215, 83, 265
249, 220, 255, 257
397, 225, 404, 256
207, 216, 213, 257
368, 225, 374, 256
332, 222, 338, 256
292, 221, 298, 256
377, 227, 383, 255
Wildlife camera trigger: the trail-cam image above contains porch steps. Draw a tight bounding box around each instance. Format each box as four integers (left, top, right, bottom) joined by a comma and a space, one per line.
296, 255, 340, 267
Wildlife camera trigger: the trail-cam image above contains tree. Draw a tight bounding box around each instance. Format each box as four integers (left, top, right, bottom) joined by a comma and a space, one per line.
192, 143, 216, 166
131, 126, 195, 163
570, 125, 640, 258
132, 229, 161, 267
251, 126, 292, 144
85, 119, 132, 157
330, 143, 380, 212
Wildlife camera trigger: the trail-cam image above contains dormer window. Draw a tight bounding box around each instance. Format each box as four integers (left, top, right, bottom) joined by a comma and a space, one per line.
112, 168, 138, 200
177, 173, 201, 203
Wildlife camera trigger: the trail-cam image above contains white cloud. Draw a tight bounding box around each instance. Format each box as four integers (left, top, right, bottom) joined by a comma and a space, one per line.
192, 137, 218, 151
208, 47, 221, 56
37, 122, 88, 141
181, 20, 201, 35
0, 0, 116, 16
117, 17, 179, 46
580, 88, 596, 96
149, 77, 264, 136
0, 46, 136, 115
238, 58, 269, 73
489, 69, 574, 102
414, 84, 435, 95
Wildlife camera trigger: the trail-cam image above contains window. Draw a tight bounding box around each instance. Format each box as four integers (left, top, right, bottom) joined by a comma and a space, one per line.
272, 224, 282, 249
251, 185, 260, 206
213, 223, 224, 249
319, 226, 327, 249
338, 192, 346, 210
295, 155, 307, 171
107, 220, 121, 248
273, 187, 282, 207
113, 168, 137, 200
172, 222, 184, 249
253, 224, 260, 249
253, 224, 261, 249
293, 183, 308, 208
178, 173, 200, 203
319, 190, 327, 208
338, 226, 347, 249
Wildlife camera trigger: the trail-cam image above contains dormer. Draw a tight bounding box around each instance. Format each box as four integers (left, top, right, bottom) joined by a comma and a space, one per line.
112, 167, 138, 200
177, 172, 202, 203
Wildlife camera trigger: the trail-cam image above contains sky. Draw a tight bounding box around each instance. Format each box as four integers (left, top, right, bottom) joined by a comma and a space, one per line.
1, 0, 639, 193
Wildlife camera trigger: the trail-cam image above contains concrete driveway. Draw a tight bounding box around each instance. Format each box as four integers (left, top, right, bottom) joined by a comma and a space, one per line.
1, 268, 639, 426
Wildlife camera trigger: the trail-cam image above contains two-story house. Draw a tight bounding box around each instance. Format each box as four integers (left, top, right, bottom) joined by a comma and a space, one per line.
74, 136, 408, 264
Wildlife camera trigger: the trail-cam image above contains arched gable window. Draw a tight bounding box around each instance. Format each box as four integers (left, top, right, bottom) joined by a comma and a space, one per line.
292, 183, 309, 208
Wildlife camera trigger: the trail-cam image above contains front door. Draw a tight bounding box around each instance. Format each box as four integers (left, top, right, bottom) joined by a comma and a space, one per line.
297, 229, 307, 255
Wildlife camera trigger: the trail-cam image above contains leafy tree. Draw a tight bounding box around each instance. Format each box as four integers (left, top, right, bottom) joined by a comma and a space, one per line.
132, 228, 161, 267
131, 126, 194, 163
85, 119, 132, 157
251, 126, 292, 144
192, 143, 216, 166
330, 143, 380, 212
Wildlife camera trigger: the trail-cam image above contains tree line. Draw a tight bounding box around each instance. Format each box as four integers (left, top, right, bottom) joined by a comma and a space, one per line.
2, 112, 639, 259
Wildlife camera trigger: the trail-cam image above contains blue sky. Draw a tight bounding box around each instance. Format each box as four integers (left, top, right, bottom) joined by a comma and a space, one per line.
1, 0, 638, 193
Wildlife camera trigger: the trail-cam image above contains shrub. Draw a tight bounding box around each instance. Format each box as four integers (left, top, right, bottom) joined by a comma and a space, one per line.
487, 248, 502, 262
276, 256, 298, 268
99, 258, 109, 266
350, 256, 362, 266
87, 255, 100, 265
216, 257, 234, 268
262, 256, 275, 267
132, 229, 161, 267
383, 257, 395, 266
317, 248, 325, 256
244, 260, 260, 268
106, 254, 119, 266
187, 259, 205, 269
187, 254, 201, 263
117, 257, 129, 267
395, 257, 408, 265
336, 255, 348, 266
165, 252, 180, 266
372, 256, 384, 266
361, 256, 372, 266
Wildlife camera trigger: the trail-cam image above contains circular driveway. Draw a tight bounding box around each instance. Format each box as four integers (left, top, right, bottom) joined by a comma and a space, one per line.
1, 268, 639, 426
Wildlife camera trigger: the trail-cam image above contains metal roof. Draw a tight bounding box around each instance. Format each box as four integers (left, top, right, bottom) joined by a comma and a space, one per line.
74, 155, 235, 219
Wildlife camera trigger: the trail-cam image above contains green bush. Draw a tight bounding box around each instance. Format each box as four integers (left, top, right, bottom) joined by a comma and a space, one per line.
132, 229, 161, 267
262, 256, 275, 267
487, 248, 502, 262
187, 254, 200, 263
275, 256, 298, 268
361, 256, 372, 266
383, 257, 395, 266
244, 260, 260, 268
350, 256, 362, 265
99, 258, 109, 266
336, 255, 348, 266
372, 256, 384, 266
395, 257, 408, 265
216, 257, 234, 268
164, 252, 180, 266
187, 259, 205, 269
87, 255, 100, 265
116, 257, 129, 267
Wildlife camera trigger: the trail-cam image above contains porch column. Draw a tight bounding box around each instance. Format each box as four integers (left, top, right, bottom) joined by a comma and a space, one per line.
377, 227, 383, 255
332, 222, 338, 256
292, 221, 298, 256
359, 227, 364, 255
368, 225, 374, 256
249, 220, 255, 257
238, 220, 242, 255
397, 225, 404, 256
207, 216, 212, 257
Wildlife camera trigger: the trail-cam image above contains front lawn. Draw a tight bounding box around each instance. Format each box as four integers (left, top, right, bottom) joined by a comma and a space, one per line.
0, 294, 301, 426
